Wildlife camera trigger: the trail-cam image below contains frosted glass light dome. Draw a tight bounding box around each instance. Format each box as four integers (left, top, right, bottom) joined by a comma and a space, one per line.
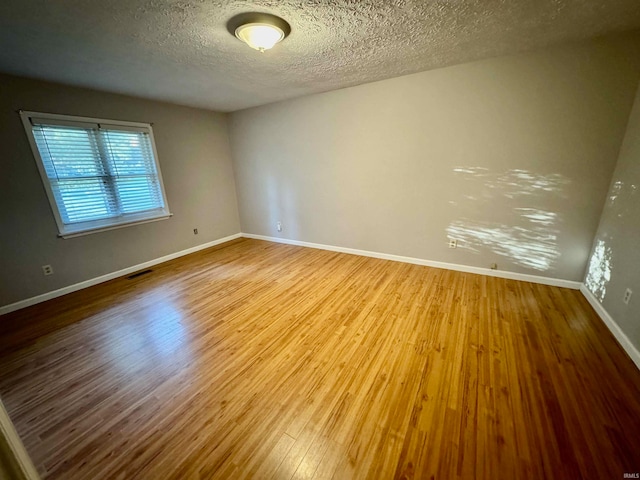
235, 23, 285, 52
228, 13, 291, 53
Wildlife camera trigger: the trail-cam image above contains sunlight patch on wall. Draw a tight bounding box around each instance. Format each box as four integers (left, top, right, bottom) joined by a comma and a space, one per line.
585, 239, 612, 302
448, 167, 567, 272
514, 208, 557, 227
608, 180, 623, 206
452, 167, 569, 199
447, 220, 558, 270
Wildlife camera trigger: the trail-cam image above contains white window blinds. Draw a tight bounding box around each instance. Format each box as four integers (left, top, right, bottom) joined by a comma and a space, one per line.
21, 112, 171, 237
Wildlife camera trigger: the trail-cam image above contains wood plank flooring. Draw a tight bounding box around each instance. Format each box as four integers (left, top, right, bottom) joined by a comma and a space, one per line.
0, 238, 639, 479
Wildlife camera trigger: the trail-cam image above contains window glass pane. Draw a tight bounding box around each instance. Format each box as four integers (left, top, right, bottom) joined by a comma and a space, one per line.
33, 126, 103, 179
101, 129, 164, 214
102, 130, 157, 175
52, 178, 113, 223
115, 176, 163, 213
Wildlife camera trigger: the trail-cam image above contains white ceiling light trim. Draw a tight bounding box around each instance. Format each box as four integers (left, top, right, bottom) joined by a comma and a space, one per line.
228, 12, 291, 53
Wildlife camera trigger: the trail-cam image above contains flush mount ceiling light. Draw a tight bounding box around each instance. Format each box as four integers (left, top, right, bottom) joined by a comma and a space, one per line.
227, 12, 291, 53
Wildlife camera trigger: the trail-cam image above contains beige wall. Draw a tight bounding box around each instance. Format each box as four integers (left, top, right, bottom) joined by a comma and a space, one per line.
2, 34, 639, 308
229, 33, 640, 282
585, 81, 640, 350
0, 74, 240, 307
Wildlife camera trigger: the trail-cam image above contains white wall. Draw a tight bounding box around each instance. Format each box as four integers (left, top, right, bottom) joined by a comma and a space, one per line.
585, 80, 640, 352
229, 33, 640, 282
0, 74, 241, 307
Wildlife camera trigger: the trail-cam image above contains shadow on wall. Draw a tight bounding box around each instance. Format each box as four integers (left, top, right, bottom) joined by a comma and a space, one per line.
446, 167, 570, 272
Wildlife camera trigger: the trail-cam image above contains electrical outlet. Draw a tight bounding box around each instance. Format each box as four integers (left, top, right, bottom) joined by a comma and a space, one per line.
42, 265, 53, 276
623, 288, 632, 305
193, 228, 198, 235
276, 221, 282, 232
490, 263, 498, 270
448, 239, 457, 249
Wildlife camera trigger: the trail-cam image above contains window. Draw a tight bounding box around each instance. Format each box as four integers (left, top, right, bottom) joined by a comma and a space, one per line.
20, 111, 171, 238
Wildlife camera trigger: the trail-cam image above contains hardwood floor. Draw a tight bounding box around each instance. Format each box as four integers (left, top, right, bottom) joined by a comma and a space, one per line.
1, 238, 639, 479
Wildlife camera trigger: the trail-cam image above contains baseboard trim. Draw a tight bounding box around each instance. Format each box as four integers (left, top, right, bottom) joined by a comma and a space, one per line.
0, 232, 584, 316
580, 284, 640, 370
4, 232, 635, 371
241, 233, 581, 289
0, 233, 242, 316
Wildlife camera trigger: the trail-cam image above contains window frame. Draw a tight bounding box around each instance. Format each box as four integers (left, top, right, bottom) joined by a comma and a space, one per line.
20, 110, 172, 239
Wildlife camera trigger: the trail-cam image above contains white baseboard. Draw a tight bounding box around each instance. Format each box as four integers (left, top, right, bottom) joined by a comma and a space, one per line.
244, 233, 640, 370
0, 232, 584, 316
0, 233, 242, 316
5, 232, 636, 371
241, 233, 582, 289
580, 284, 640, 370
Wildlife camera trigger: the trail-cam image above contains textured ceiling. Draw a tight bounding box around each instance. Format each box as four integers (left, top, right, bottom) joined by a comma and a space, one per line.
0, 1, 639, 112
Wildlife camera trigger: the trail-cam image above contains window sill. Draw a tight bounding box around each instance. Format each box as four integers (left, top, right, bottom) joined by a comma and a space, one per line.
59, 213, 173, 239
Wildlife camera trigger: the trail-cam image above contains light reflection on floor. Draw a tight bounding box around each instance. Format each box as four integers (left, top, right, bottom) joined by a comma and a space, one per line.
105, 291, 190, 373
447, 167, 566, 271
